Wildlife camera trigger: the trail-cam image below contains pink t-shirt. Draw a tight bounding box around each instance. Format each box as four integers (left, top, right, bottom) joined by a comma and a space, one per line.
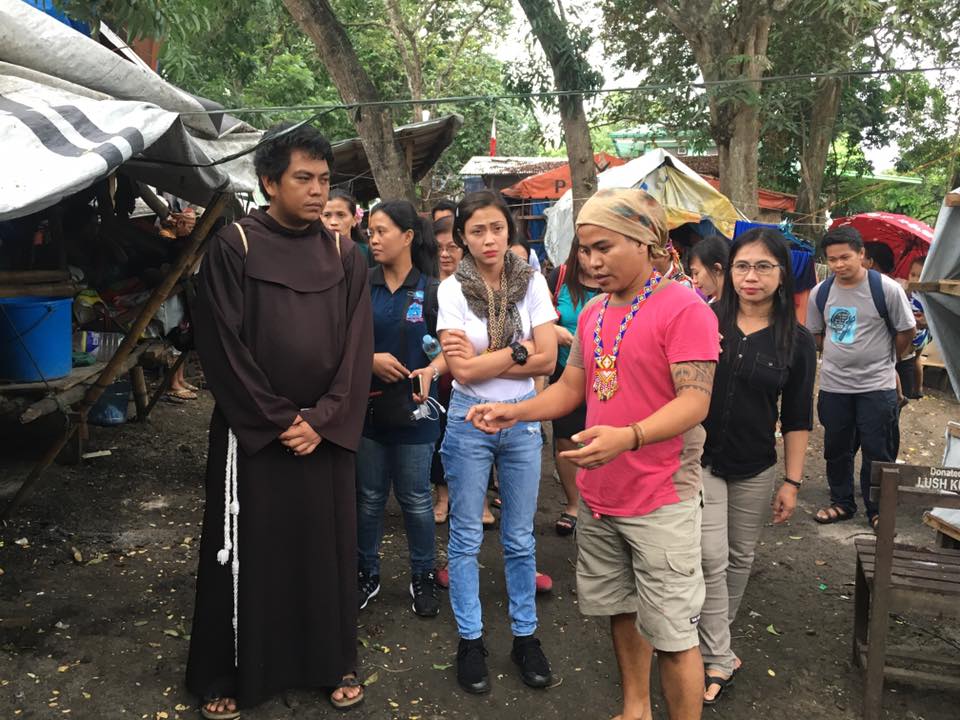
571, 282, 719, 517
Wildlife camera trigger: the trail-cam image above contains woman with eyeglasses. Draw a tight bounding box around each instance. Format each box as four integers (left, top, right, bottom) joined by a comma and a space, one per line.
698, 228, 816, 705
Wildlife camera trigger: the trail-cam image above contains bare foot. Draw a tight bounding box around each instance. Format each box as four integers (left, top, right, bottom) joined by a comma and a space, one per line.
331, 674, 363, 704
202, 697, 237, 717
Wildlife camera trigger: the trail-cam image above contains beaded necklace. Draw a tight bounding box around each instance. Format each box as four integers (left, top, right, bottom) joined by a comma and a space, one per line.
592, 270, 663, 401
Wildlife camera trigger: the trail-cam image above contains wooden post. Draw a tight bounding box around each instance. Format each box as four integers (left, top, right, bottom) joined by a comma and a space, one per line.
1, 192, 229, 520
142, 352, 186, 420
862, 465, 900, 720
130, 366, 149, 421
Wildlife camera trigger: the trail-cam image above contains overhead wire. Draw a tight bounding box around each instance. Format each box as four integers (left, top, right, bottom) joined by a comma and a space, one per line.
177, 65, 958, 117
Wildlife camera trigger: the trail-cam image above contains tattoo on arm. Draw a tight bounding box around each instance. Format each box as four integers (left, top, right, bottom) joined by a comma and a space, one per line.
671, 361, 716, 397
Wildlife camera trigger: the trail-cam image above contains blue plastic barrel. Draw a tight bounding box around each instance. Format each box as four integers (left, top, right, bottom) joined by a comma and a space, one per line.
0, 296, 73, 382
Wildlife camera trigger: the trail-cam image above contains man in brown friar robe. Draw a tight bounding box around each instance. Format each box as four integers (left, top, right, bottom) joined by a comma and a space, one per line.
185, 122, 373, 717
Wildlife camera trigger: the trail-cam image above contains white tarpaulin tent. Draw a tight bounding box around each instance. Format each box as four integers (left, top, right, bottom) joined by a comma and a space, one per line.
0, 0, 258, 220
917, 189, 960, 398
542, 148, 745, 265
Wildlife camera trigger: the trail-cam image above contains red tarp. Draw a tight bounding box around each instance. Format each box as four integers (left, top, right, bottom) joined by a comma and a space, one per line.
501, 152, 626, 200
700, 176, 797, 212
829, 212, 934, 279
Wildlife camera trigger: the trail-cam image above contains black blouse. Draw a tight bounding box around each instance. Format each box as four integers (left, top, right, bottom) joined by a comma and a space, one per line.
702, 322, 817, 480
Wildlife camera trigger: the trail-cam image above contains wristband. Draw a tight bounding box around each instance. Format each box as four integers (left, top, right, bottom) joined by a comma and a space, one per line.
431, 365, 440, 381
630, 422, 645, 450
782, 477, 802, 489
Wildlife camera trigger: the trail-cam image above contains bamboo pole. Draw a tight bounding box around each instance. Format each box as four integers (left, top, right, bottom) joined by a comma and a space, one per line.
0, 282, 80, 298
1, 192, 229, 520
18, 341, 156, 424
0, 271, 70, 284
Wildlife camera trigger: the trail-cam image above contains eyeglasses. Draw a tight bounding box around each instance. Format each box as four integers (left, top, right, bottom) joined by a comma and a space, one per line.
731, 261, 782, 276
438, 244, 462, 256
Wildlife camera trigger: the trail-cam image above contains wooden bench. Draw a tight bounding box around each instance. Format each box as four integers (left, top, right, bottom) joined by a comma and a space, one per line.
853, 462, 960, 719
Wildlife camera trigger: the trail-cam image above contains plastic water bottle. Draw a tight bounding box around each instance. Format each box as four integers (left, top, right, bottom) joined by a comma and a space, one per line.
422, 334, 441, 359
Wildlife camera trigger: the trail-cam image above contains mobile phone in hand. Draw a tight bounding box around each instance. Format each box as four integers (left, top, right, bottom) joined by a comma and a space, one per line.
410, 375, 424, 399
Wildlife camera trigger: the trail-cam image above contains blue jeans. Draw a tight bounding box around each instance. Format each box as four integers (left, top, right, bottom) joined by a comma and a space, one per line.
356, 438, 436, 576
440, 389, 543, 640
818, 389, 899, 520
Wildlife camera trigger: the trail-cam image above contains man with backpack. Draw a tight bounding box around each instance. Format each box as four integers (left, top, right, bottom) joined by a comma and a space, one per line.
806, 226, 915, 531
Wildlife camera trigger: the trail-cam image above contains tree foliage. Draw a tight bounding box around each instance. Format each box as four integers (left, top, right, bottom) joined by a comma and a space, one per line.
56, 0, 545, 198
600, 0, 960, 220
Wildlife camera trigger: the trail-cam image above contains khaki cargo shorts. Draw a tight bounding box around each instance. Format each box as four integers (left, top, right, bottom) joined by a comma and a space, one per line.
575, 493, 704, 652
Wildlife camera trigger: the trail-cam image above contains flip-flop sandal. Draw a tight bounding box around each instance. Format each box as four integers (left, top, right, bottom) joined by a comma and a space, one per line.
330, 675, 364, 710
555, 512, 577, 536
201, 698, 240, 719
168, 389, 198, 400
814, 504, 853, 525
703, 673, 733, 706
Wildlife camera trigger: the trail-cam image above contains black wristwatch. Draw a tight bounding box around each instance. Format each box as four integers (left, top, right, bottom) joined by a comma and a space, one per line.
783, 477, 802, 489
510, 342, 529, 365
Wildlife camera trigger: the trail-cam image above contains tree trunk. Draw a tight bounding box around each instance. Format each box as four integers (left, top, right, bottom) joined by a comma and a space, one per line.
516, 0, 597, 221
282, 0, 417, 203
658, 2, 786, 221
558, 96, 597, 221
796, 76, 842, 220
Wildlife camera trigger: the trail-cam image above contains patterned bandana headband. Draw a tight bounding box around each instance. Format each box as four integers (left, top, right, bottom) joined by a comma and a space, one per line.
575, 188, 670, 259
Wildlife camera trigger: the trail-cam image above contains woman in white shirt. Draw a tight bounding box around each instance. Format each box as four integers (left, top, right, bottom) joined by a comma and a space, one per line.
437, 190, 558, 695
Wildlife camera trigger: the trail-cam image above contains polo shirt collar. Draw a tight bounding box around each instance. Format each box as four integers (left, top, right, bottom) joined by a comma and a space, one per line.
370, 265, 422, 289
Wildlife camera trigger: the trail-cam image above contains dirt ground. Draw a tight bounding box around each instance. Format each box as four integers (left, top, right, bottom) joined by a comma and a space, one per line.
1, 369, 959, 720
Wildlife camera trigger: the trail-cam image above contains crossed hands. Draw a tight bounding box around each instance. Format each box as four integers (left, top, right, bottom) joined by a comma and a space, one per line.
280, 414, 322, 457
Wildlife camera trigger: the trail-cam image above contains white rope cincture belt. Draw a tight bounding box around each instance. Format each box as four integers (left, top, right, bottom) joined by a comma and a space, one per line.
216, 428, 240, 666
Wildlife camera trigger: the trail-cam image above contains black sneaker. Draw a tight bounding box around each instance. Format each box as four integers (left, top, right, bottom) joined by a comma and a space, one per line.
456, 637, 490, 694
410, 571, 440, 618
358, 571, 380, 611
511, 635, 552, 688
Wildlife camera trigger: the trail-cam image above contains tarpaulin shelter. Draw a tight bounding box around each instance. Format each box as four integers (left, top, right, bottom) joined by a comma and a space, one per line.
701, 176, 797, 214
912, 191, 960, 398
543, 148, 744, 266
0, 0, 259, 220
829, 212, 934, 280
501, 153, 627, 201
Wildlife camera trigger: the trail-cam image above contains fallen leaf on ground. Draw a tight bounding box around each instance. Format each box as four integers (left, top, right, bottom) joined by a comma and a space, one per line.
768, 669, 776, 677
814, 559, 827, 566
766, 624, 781, 636
363, 672, 379, 686
432, 663, 452, 671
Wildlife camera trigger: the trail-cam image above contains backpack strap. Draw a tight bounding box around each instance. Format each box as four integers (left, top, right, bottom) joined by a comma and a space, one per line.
815, 274, 835, 321
817, 270, 895, 337
233, 222, 248, 257
867, 269, 895, 336
553, 264, 567, 304
424, 275, 440, 337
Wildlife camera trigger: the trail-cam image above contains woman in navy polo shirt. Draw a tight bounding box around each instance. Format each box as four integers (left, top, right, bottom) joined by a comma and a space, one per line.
357, 201, 445, 619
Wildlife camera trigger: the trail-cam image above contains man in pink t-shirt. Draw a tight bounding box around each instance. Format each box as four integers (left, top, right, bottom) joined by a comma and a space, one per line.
468, 189, 718, 720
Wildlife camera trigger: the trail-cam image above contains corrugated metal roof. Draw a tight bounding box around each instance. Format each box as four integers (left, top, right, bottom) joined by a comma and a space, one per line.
459, 156, 569, 176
